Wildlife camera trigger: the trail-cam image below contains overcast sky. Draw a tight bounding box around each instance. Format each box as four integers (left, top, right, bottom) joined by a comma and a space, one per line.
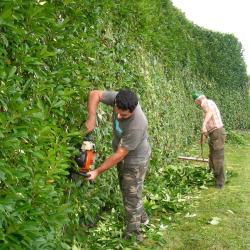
171, 0, 250, 74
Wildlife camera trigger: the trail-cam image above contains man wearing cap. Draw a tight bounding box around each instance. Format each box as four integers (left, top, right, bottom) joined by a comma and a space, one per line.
192, 91, 226, 189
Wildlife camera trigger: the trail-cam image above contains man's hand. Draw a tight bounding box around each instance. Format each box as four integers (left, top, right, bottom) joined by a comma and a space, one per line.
86, 169, 99, 181
85, 116, 96, 133
201, 125, 208, 134
86, 147, 128, 181
200, 133, 208, 144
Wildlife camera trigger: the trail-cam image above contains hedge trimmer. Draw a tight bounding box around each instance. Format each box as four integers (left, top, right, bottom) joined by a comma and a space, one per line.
69, 133, 96, 178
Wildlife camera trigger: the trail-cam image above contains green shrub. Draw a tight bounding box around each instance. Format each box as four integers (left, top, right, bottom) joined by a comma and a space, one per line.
226, 130, 247, 145
0, 0, 249, 248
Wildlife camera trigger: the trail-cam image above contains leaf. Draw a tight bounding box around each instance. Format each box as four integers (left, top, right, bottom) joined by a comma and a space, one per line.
208, 217, 221, 225
32, 151, 45, 160
72, 246, 81, 250
38, 47, 56, 59
227, 209, 235, 215
0, 170, 6, 180
0, 33, 9, 47
32, 111, 45, 120
8, 66, 17, 78
52, 100, 65, 108
184, 213, 197, 218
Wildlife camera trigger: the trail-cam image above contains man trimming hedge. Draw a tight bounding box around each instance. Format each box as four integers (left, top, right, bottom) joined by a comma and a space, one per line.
85, 89, 151, 241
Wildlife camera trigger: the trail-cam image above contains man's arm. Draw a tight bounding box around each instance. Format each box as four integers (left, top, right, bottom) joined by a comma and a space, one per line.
202, 107, 213, 134
86, 146, 129, 180
85, 90, 103, 133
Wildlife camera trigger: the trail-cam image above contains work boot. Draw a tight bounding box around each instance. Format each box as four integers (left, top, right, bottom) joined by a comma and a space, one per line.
215, 179, 224, 189
215, 184, 223, 189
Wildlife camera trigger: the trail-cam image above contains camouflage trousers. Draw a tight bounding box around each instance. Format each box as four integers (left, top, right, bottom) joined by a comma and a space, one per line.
208, 127, 226, 188
117, 159, 149, 234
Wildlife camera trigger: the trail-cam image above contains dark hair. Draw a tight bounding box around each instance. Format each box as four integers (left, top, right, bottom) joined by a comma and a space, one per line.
115, 89, 138, 113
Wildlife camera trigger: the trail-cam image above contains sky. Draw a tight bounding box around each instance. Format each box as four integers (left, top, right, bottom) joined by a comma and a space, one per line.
171, 0, 250, 74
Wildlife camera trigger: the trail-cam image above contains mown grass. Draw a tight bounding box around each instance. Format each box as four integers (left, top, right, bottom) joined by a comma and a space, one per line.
141, 132, 250, 250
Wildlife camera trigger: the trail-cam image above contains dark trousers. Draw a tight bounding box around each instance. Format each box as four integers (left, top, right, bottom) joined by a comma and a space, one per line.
117, 159, 149, 234
208, 127, 226, 188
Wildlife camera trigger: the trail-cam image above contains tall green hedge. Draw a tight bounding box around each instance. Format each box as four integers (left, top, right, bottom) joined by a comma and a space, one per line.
0, 0, 249, 248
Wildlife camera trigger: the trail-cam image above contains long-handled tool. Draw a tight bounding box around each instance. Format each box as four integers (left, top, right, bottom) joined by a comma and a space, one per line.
178, 156, 208, 163
178, 133, 208, 163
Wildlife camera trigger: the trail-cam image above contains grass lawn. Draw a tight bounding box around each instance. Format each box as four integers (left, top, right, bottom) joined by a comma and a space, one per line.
141, 132, 250, 250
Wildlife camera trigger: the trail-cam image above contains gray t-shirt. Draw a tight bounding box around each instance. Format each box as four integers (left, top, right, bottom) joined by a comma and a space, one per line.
101, 91, 151, 163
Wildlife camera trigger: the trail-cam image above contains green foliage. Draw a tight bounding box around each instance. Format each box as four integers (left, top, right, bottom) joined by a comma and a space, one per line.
144, 163, 213, 213
65, 163, 213, 250
0, 0, 249, 248
226, 131, 247, 145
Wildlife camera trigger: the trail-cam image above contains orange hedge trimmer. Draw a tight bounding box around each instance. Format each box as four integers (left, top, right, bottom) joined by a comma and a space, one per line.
70, 133, 96, 178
